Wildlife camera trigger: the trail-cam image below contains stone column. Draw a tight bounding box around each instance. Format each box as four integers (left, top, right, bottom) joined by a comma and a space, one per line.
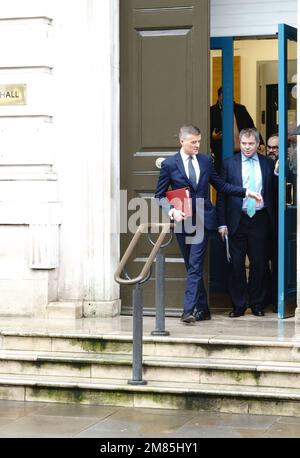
50, 0, 120, 319
82, 0, 121, 317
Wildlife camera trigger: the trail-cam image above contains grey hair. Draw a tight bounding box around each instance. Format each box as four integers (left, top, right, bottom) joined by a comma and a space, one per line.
179, 125, 201, 140
239, 128, 260, 143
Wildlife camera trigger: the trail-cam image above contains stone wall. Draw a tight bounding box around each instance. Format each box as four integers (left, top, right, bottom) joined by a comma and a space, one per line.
0, 0, 120, 318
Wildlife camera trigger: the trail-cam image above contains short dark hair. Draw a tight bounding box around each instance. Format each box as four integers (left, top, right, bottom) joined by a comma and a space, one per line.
239, 128, 260, 143
217, 86, 222, 97
179, 125, 201, 140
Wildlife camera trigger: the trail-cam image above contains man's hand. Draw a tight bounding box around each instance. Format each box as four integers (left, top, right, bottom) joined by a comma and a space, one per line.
218, 226, 228, 241
212, 128, 222, 141
275, 160, 279, 175
172, 209, 187, 222
247, 190, 263, 203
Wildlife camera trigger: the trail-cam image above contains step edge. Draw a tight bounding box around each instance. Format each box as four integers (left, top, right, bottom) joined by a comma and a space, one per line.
1, 353, 300, 373
0, 376, 300, 400
2, 331, 300, 348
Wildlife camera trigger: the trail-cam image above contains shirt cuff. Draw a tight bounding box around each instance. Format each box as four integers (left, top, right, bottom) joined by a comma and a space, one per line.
218, 225, 228, 230
168, 208, 174, 220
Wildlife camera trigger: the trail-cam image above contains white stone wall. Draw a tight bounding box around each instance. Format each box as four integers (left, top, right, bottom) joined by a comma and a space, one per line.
0, 0, 120, 318
0, 1, 58, 317
211, 0, 297, 37
52, 0, 120, 318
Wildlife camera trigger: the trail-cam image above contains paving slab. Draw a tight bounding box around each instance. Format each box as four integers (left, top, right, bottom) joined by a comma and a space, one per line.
0, 414, 100, 438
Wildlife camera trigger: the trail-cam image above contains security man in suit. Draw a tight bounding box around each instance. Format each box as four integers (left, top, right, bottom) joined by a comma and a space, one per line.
155, 125, 262, 324
217, 128, 277, 318
210, 87, 264, 174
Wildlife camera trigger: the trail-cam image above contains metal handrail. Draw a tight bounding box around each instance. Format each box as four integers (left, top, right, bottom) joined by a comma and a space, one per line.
114, 222, 174, 385
114, 223, 173, 285
147, 231, 173, 336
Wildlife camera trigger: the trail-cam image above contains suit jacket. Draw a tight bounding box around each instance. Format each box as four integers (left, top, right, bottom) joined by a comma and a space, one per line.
210, 102, 258, 173
210, 102, 256, 141
155, 152, 247, 231
216, 152, 276, 236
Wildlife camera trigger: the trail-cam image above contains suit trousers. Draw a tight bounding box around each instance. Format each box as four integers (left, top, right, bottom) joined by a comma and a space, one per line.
176, 230, 209, 315
266, 233, 278, 308
228, 209, 270, 312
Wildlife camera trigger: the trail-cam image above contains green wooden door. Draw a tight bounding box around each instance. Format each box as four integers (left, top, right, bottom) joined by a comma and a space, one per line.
278, 24, 297, 318
120, 0, 210, 314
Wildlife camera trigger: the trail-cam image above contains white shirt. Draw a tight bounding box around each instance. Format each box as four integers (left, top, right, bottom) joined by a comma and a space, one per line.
168, 149, 200, 219
180, 149, 200, 184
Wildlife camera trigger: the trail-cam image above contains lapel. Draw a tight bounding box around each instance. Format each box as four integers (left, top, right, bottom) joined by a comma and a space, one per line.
175, 151, 196, 190
175, 152, 188, 182
195, 153, 206, 192
234, 153, 243, 187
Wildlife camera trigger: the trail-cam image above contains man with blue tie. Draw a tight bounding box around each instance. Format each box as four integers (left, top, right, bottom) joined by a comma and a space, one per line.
217, 128, 276, 318
155, 125, 262, 324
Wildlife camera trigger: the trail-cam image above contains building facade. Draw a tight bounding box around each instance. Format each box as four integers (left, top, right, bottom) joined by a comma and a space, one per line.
0, 0, 298, 319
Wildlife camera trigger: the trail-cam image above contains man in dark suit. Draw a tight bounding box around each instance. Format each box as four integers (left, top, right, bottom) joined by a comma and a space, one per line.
155, 125, 262, 324
210, 87, 263, 174
217, 128, 276, 318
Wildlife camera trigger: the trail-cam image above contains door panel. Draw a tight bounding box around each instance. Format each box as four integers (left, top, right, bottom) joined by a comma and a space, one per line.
140, 30, 191, 147
278, 24, 297, 318
120, 0, 210, 313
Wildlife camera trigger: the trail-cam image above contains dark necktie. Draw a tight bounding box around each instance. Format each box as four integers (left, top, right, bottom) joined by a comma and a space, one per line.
188, 156, 198, 190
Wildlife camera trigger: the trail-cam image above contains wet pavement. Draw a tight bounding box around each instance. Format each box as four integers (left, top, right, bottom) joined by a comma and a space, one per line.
0, 399, 300, 438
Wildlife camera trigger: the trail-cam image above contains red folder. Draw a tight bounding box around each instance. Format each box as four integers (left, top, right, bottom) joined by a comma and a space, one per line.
165, 187, 192, 217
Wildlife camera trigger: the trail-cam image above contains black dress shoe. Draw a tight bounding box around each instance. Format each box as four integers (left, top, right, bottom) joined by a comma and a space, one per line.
229, 310, 244, 318
181, 313, 196, 323
194, 310, 211, 321
251, 308, 265, 317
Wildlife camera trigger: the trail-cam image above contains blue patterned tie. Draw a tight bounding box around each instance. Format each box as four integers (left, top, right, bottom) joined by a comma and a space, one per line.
188, 156, 198, 190
247, 157, 256, 218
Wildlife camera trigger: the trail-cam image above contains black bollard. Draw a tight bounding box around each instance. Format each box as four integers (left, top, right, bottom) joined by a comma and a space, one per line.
128, 283, 147, 385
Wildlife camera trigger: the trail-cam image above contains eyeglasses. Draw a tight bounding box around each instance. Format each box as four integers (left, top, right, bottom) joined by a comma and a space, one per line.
266, 145, 278, 150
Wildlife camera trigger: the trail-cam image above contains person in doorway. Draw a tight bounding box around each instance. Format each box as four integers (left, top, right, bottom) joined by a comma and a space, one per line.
155, 125, 262, 324
266, 133, 279, 161
217, 128, 277, 318
210, 87, 264, 174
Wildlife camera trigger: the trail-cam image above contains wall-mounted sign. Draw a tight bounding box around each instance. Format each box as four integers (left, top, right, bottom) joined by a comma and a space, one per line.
0, 84, 27, 106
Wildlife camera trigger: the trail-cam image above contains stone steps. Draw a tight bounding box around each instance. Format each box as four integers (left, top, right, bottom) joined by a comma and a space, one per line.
1, 373, 300, 416
0, 349, 300, 389
1, 330, 300, 416
2, 331, 300, 362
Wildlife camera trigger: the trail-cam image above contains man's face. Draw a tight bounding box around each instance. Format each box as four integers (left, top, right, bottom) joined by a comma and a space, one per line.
240, 134, 259, 158
180, 134, 201, 156
266, 137, 279, 161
